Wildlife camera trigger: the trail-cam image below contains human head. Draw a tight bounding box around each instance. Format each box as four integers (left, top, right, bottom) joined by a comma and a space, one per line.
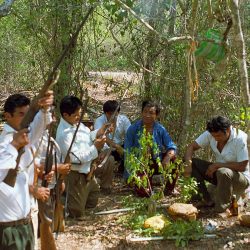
141, 101, 160, 115
141, 100, 160, 126
206, 116, 231, 133
206, 116, 231, 142
60, 95, 82, 125
4, 94, 30, 130
103, 100, 120, 121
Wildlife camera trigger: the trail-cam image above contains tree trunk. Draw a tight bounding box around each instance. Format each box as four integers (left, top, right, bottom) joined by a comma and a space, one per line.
229, 0, 250, 106
168, 0, 177, 35
143, 0, 160, 98
229, 0, 250, 158
177, 0, 198, 145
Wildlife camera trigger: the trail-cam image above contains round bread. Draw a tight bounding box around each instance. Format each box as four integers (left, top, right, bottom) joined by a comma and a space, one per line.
167, 203, 198, 221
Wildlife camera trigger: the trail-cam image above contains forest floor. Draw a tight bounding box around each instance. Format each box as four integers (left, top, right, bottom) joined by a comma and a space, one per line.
54, 174, 250, 250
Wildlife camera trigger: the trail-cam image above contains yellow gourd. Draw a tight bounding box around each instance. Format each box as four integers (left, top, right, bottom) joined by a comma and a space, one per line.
144, 214, 170, 231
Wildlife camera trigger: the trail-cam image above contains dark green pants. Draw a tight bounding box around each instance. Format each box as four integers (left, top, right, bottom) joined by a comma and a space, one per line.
0, 222, 34, 250
66, 171, 100, 218
192, 158, 249, 212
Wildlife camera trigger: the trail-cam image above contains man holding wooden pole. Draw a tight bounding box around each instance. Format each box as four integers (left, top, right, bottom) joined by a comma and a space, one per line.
56, 95, 111, 219
0, 91, 54, 250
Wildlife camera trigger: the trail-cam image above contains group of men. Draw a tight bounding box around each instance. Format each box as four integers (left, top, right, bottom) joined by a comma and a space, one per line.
0, 91, 249, 249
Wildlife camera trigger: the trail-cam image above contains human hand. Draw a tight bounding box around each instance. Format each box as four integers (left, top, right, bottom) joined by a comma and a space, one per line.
34, 186, 50, 202
102, 122, 114, 135
94, 136, 106, 150
44, 170, 54, 183
38, 90, 54, 111
11, 128, 30, 149
57, 163, 71, 175
205, 163, 219, 178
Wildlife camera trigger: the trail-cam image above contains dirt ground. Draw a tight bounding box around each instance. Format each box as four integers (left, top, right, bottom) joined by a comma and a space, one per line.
54, 175, 250, 250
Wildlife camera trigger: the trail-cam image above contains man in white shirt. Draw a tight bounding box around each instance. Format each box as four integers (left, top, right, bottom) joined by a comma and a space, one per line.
0, 92, 54, 249
184, 116, 250, 213
56, 96, 108, 219
94, 100, 131, 178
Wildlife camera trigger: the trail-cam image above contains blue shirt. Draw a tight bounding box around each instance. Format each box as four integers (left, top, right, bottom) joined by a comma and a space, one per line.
124, 120, 177, 160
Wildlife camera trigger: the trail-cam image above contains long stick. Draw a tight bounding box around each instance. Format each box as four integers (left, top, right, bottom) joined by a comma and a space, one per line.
95, 207, 135, 215
3, 5, 96, 188
127, 234, 217, 242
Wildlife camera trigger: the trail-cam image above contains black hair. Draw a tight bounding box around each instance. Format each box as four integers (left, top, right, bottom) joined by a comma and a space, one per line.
103, 100, 120, 113
59, 96, 82, 116
142, 100, 160, 115
4, 94, 30, 114
206, 116, 231, 134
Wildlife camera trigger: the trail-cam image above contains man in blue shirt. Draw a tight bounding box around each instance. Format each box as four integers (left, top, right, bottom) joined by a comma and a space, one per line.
124, 100, 178, 197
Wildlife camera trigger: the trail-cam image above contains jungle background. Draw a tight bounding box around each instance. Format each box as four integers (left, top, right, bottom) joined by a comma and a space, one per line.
1, 0, 250, 249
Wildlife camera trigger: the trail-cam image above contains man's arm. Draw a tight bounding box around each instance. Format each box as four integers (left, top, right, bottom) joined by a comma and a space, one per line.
161, 127, 177, 166
205, 160, 248, 178
184, 141, 201, 162
29, 184, 50, 202
28, 91, 54, 144
0, 129, 29, 169
183, 141, 201, 177
96, 123, 113, 138
59, 131, 104, 164
162, 149, 176, 166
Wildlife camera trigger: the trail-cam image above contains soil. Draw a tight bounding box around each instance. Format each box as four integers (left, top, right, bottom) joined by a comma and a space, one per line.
54, 175, 250, 250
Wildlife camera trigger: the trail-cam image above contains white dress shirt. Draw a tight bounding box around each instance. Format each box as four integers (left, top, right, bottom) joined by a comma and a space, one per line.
56, 117, 98, 174
0, 110, 51, 221
196, 126, 250, 183
94, 113, 131, 145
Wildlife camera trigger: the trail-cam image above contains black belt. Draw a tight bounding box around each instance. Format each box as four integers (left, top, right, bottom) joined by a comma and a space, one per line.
0, 214, 31, 227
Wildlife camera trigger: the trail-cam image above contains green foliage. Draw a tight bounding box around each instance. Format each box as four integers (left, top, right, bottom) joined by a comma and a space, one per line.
120, 194, 204, 247
177, 176, 199, 203
126, 127, 163, 197
162, 220, 204, 247
103, 0, 134, 23
120, 196, 156, 236
121, 195, 148, 211
233, 107, 250, 129
120, 196, 166, 237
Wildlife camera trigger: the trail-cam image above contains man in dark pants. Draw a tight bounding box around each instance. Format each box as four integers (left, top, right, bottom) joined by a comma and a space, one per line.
124, 100, 178, 197
94, 100, 131, 175
0, 129, 34, 249
56, 96, 109, 219
0, 92, 54, 249
184, 116, 250, 213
